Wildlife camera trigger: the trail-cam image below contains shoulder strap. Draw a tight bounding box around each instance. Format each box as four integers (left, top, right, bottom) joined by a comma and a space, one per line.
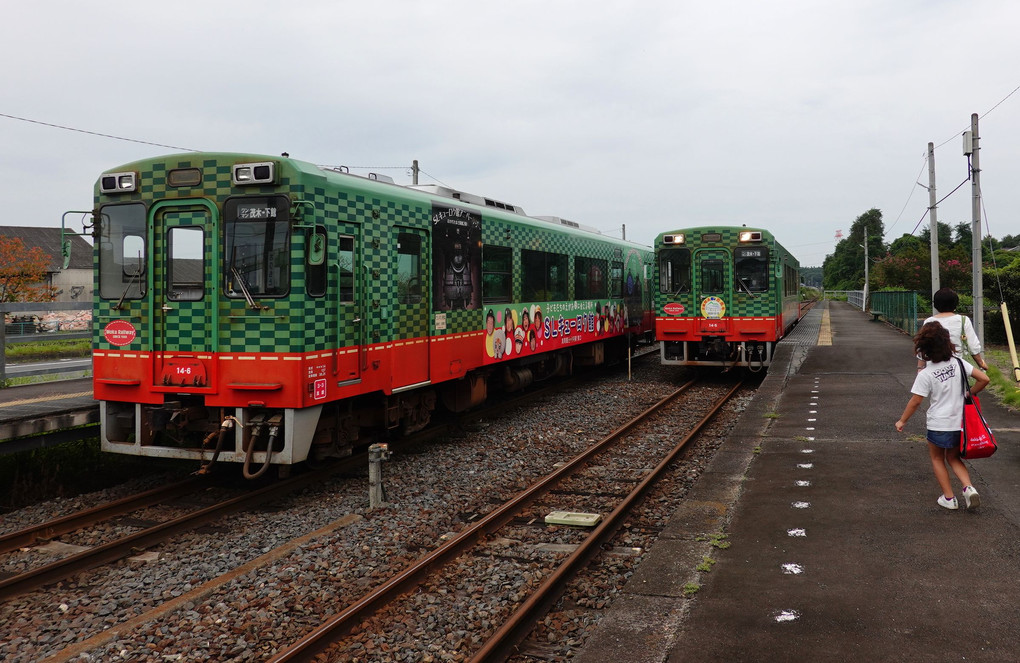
956, 358, 968, 396
960, 315, 967, 344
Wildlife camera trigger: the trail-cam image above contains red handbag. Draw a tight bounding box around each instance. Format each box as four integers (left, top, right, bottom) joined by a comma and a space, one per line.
957, 359, 997, 459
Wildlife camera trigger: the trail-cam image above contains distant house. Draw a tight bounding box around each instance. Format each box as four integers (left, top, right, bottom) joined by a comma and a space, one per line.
0, 226, 93, 303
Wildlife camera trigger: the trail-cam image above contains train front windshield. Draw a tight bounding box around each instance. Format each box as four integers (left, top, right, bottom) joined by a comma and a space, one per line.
659, 248, 691, 294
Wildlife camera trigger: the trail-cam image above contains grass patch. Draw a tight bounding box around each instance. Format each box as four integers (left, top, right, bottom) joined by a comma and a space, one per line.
5, 338, 91, 362
697, 556, 717, 572
683, 583, 700, 597
984, 345, 1020, 410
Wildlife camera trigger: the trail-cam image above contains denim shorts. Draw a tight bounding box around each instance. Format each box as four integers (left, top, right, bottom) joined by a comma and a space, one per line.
927, 430, 960, 449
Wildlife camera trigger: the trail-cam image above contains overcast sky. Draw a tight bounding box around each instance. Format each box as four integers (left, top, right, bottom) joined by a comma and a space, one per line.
3, 0, 1018, 267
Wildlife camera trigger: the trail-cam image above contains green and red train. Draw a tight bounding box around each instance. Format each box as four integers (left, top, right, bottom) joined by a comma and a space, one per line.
72, 152, 654, 477
654, 226, 800, 370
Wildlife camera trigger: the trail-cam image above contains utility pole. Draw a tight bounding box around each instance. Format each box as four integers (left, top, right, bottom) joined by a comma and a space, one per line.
863, 237, 869, 312
927, 142, 940, 295
412, 159, 419, 185
964, 113, 983, 343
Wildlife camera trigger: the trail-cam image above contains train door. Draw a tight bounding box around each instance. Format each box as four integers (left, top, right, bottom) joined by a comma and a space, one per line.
693, 248, 731, 332
334, 224, 362, 382
391, 228, 430, 389
150, 200, 218, 388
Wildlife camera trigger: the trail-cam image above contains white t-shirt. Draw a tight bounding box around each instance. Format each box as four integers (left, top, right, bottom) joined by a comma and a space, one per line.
910, 358, 975, 431
923, 313, 982, 358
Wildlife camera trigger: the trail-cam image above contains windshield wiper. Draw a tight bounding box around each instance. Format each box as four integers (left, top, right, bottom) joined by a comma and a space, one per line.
228, 245, 260, 310
737, 278, 758, 298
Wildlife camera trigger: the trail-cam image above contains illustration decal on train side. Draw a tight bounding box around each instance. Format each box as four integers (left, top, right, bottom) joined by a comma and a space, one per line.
432, 204, 482, 311
483, 301, 629, 363
701, 296, 726, 319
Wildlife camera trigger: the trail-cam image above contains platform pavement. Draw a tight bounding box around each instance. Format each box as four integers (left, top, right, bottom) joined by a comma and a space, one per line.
0, 378, 97, 451
576, 300, 1020, 663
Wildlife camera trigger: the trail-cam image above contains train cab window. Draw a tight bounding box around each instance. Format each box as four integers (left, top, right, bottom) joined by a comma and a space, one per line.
482, 245, 512, 303
99, 203, 147, 300
610, 261, 624, 298
734, 246, 769, 293
396, 232, 423, 304
337, 235, 355, 303
701, 259, 725, 294
167, 226, 204, 301
574, 257, 607, 299
306, 226, 327, 298
224, 196, 290, 298
522, 249, 568, 302
658, 249, 691, 294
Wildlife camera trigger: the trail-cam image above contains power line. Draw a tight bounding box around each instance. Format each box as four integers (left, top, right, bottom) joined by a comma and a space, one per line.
0, 112, 198, 152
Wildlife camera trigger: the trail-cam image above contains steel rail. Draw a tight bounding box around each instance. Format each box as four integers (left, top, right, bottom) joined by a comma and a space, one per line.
470, 380, 744, 662
269, 377, 700, 663
0, 478, 204, 554
0, 453, 372, 602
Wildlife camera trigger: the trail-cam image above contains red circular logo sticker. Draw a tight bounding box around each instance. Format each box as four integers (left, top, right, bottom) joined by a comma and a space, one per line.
103, 320, 137, 346
663, 302, 685, 316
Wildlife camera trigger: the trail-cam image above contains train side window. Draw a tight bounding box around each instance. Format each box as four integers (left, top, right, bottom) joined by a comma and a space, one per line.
701, 259, 724, 294
482, 245, 512, 303
397, 232, 423, 304
658, 249, 691, 294
610, 261, 623, 298
99, 203, 147, 300
337, 235, 355, 303
306, 226, 327, 298
522, 249, 568, 302
167, 226, 204, 301
574, 257, 607, 299
734, 246, 769, 292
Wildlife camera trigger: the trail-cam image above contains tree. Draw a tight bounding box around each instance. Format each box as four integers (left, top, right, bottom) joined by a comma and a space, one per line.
822, 208, 886, 290
0, 236, 53, 302
919, 221, 954, 248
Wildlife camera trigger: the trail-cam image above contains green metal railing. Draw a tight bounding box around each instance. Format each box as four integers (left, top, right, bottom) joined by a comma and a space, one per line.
869, 291, 919, 336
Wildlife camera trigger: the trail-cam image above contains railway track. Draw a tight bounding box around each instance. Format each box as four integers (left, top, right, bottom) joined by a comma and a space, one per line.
0, 348, 659, 603
269, 377, 742, 662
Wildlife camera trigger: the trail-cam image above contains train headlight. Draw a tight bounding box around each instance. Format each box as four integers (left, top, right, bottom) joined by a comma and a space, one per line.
100, 172, 137, 194
663, 233, 685, 245
739, 231, 762, 242
232, 162, 277, 186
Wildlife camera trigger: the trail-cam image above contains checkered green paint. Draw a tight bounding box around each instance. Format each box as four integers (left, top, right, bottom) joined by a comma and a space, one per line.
92, 152, 651, 358
652, 226, 799, 318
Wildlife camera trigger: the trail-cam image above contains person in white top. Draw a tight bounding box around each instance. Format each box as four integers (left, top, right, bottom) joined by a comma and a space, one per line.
916, 288, 988, 372
897, 321, 989, 510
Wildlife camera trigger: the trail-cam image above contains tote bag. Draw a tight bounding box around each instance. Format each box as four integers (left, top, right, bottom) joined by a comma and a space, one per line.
957, 359, 997, 459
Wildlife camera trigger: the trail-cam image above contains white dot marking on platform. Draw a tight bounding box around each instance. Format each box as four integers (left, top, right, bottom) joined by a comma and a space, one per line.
775, 610, 801, 623
797, 463, 813, 469
782, 563, 804, 575
795, 480, 811, 487
788, 528, 807, 537
792, 501, 811, 509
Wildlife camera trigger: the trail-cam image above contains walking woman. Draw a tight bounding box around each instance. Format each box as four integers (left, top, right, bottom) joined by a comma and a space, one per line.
896, 321, 990, 510
917, 287, 989, 372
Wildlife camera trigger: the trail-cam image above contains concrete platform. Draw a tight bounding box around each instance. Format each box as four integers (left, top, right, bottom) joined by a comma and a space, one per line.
576, 300, 1020, 663
0, 378, 98, 452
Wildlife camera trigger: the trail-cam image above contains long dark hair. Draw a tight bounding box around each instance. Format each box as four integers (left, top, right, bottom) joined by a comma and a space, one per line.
914, 321, 953, 363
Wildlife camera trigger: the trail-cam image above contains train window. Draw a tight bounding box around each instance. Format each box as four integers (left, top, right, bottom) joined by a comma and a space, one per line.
397, 232, 423, 304
658, 249, 691, 294
610, 261, 623, 298
167, 226, 204, 301
306, 226, 327, 298
574, 257, 608, 299
701, 260, 724, 293
338, 235, 355, 303
734, 246, 769, 293
482, 245, 512, 303
522, 249, 568, 302
224, 196, 290, 299
99, 203, 147, 300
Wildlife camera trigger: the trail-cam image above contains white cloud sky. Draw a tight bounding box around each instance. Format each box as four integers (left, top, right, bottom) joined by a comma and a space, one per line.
2, 0, 1018, 267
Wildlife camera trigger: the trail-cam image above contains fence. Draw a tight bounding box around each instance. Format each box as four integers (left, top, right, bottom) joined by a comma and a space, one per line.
869, 291, 920, 336
1, 302, 91, 382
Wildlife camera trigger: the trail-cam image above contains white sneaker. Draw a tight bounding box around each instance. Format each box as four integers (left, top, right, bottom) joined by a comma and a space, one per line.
963, 486, 981, 510
937, 495, 959, 510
